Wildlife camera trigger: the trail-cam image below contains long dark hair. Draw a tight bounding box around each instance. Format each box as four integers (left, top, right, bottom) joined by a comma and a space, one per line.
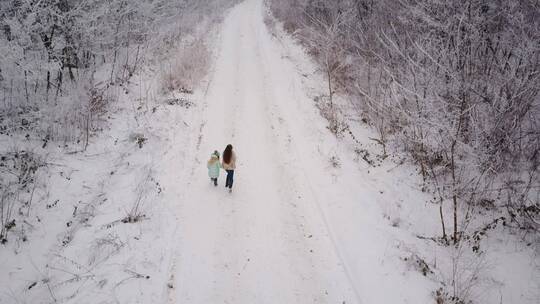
223, 144, 233, 164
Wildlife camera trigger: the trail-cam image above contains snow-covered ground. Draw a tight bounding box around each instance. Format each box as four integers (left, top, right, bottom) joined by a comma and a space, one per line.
1, 0, 538, 303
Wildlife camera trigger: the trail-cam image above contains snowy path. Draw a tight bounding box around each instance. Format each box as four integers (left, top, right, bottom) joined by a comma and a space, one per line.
169, 0, 360, 303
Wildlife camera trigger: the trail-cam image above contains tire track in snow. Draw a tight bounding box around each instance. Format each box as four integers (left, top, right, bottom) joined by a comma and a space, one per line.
254, 4, 364, 303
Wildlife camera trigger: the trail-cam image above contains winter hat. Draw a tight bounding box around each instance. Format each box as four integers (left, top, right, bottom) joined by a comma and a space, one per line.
213, 150, 220, 158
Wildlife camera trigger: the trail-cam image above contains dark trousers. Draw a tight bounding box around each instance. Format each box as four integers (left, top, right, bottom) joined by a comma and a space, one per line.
225, 170, 234, 188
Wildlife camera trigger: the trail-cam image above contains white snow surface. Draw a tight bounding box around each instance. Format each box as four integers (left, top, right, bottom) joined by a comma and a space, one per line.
1, 0, 538, 303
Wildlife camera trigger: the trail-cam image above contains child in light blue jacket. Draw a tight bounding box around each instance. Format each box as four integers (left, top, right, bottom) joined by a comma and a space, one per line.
207, 151, 221, 186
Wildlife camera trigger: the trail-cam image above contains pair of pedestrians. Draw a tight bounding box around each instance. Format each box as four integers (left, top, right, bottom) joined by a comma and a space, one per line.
207, 144, 237, 193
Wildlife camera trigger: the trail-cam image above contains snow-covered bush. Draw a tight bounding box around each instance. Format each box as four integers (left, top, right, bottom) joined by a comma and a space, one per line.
161, 39, 211, 94
0, 148, 43, 244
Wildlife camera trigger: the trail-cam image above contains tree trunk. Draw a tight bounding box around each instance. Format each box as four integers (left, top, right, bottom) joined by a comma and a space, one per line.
46, 71, 51, 103
84, 111, 90, 151
451, 98, 466, 245
440, 199, 447, 241
24, 70, 29, 104
452, 190, 458, 244
110, 49, 118, 84
327, 61, 333, 107
55, 70, 63, 102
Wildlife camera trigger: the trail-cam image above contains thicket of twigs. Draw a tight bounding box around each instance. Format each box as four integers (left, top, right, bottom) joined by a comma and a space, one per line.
269, 0, 539, 300
270, 0, 539, 239
0, 0, 232, 146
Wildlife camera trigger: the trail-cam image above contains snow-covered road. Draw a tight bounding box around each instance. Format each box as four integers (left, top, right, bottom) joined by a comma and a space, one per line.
169, 0, 360, 303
